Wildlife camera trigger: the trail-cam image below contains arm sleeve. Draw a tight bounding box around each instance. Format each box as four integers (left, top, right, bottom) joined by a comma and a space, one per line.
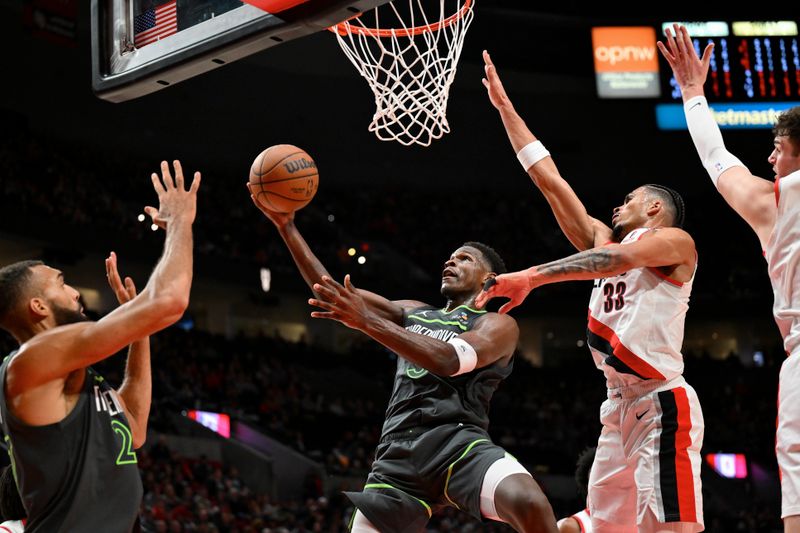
683, 95, 748, 187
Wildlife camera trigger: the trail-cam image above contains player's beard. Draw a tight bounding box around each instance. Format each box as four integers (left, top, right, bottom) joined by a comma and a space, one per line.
51, 302, 89, 326
612, 222, 625, 243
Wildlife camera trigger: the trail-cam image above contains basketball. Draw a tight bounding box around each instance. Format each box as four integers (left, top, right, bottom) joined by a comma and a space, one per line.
249, 144, 318, 213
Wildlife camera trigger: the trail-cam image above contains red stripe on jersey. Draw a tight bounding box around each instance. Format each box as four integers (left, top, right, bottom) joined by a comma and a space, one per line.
587, 314, 667, 380
775, 174, 781, 207
647, 267, 684, 287
673, 387, 698, 522
777, 380, 782, 480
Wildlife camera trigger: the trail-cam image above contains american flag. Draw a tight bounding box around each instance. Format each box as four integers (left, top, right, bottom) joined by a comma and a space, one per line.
134, 1, 178, 48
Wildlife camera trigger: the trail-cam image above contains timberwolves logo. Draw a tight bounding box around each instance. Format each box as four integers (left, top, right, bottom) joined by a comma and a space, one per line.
406, 365, 429, 379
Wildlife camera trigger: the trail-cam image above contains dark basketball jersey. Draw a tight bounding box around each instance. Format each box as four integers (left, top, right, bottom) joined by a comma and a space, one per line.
380, 305, 513, 439
0, 354, 143, 532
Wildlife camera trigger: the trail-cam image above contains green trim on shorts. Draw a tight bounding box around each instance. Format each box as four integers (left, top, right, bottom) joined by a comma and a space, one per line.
363, 483, 433, 518
348, 508, 357, 531
443, 438, 489, 509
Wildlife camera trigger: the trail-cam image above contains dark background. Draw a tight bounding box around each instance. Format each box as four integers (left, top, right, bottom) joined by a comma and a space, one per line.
1, 1, 791, 309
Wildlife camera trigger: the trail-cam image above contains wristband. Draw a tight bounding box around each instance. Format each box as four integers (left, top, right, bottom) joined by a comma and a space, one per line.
516, 140, 550, 171
448, 337, 478, 376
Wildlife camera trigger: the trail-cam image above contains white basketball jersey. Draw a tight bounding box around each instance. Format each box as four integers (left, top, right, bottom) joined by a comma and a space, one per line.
587, 228, 694, 388
0, 520, 24, 533
765, 169, 800, 355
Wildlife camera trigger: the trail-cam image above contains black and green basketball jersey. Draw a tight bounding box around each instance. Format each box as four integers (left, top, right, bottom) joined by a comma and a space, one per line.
0, 354, 143, 532
380, 305, 513, 439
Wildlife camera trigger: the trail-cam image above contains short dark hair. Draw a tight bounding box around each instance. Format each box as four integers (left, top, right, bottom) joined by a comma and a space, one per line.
0, 466, 25, 521
462, 242, 507, 274
574, 446, 596, 500
0, 260, 43, 328
643, 184, 685, 228
774, 107, 800, 155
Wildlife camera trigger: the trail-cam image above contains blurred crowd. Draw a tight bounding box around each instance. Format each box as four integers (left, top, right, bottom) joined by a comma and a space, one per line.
0, 129, 773, 307
137, 438, 516, 532
138, 439, 354, 532
0, 325, 783, 531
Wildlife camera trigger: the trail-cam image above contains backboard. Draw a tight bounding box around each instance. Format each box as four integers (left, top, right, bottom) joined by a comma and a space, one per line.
91, 0, 391, 102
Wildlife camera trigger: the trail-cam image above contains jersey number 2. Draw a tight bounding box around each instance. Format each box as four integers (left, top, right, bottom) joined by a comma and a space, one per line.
603, 282, 626, 312
112, 420, 138, 465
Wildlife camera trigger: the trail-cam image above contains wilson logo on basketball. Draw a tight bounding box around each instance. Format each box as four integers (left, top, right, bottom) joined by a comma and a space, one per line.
249, 144, 319, 214
283, 158, 317, 173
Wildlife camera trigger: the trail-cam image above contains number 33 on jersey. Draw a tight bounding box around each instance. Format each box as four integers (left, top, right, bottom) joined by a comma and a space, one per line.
587, 228, 696, 386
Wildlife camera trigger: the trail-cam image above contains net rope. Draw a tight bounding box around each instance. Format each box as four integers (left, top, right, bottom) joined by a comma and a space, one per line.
332, 0, 474, 146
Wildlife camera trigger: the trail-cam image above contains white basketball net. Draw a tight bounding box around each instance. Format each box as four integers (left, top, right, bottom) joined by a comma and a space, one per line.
332, 0, 475, 147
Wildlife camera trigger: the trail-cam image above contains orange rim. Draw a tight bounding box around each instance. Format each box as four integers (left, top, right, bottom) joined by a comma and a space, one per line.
329, 0, 472, 37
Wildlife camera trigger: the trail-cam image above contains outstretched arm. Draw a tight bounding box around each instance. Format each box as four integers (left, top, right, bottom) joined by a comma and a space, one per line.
106, 252, 151, 450
308, 275, 518, 376
248, 186, 423, 323
483, 50, 612, 250
658, 24, 775, 245
8, 161, 199, 403
477, 228, 695, 313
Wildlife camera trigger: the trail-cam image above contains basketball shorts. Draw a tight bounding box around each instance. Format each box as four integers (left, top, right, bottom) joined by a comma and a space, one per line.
589, 376, 704, 532
345, 423, 507, 533
778, 351, 800, 518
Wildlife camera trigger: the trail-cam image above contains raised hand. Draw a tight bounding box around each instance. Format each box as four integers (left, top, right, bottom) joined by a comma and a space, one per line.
482, 50, 513, 110
657, 24, 713, 98
308, 275, 374, 330
144, 160, 201, 230
105, 251, 137, 305
247, 183, 294, 228
475, 271, 534, 314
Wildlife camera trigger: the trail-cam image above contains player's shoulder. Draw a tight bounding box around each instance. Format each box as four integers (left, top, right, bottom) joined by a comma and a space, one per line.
641, 226, 695, 245
26, 321, 95, 346
12, 322, 94, 363
394, 300, 433, 312
474, 309, 519, 332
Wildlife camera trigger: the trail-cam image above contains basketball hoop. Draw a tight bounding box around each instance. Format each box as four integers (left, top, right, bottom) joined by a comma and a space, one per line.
330, 0, 475, 147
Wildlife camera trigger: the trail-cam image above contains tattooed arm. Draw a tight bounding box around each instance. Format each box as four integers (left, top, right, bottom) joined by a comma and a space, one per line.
531, 248, 624, 282
476, 228, 695, 313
